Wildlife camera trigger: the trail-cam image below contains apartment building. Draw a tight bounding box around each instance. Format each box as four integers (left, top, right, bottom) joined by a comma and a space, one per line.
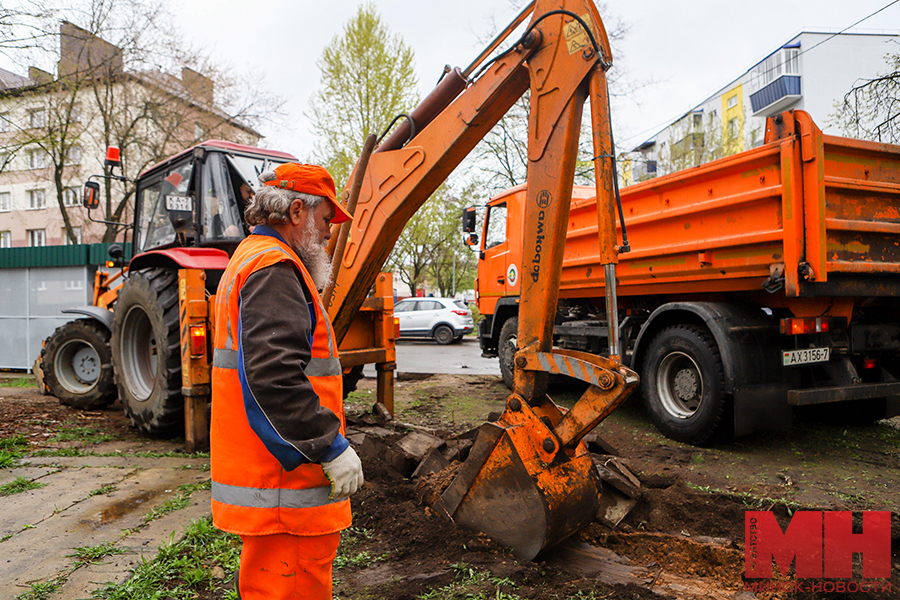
0, 22, 259, 248
624, 29, 899, 184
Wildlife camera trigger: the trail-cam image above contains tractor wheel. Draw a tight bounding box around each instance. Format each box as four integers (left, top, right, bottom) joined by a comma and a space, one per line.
642, 324, 727, 445
40, 320, 117, 410
110, 268, 183, 437
433, 324, 455, 345
498, 317, 518, 390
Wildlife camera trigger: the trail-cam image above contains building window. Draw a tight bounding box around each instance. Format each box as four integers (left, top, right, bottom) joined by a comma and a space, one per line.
66, 145, 82, 165
28, 149, 47, 169
0, 152, 9, 169
28, 189, 45, 209
0, 231, 10, 248
27, 229, 45, 247
63, 226, 82, 245
692, 113, 703, 127
0, 113, 9, 133
70, 104, 82, 123
63, 187, 79, 206
194, 123, 204, 139
727, 95, 738, 110
728, 117, 740, 138
0, 191, 9, 211
28, 109, 47, 129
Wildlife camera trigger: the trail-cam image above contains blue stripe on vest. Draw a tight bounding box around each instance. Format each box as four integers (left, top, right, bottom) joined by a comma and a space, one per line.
236, 292, 348, 470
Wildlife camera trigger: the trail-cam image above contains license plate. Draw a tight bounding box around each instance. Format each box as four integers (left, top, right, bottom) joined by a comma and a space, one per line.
782, 347, 830, 366
165, 194, 192, 211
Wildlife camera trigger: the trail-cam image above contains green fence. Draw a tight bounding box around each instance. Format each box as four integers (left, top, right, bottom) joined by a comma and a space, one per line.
0, 243, 132, 269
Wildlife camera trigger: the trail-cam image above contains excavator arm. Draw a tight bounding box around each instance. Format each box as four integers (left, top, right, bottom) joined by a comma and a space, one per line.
326, 0, 639, 560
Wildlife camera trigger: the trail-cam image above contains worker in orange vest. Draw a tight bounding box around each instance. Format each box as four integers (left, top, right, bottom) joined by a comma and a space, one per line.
211, 162, 363, 599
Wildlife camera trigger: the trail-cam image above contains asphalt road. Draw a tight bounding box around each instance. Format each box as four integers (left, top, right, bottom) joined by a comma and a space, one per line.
363, 336, 501, 376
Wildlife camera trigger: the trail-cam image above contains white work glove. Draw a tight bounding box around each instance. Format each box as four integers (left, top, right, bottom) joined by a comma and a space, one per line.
321, 445, 364, 500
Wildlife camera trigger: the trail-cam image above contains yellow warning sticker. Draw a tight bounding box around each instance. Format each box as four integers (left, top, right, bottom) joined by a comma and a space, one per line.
565, 13, 594, 55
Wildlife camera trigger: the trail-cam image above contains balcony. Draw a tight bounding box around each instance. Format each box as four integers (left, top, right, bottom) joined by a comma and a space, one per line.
750, 75, 801, 116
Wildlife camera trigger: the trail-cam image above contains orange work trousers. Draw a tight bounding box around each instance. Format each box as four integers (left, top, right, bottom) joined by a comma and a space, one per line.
238, 532, 340, 600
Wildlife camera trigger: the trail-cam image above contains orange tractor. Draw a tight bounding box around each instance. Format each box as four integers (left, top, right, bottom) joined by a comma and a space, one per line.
39, 141, 396, 450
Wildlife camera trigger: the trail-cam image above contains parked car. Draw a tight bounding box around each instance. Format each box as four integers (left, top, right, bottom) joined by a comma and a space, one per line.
394, 297, 474, 344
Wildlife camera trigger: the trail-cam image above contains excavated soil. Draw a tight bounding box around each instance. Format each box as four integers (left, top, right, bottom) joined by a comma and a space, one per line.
2, 372, 899, 599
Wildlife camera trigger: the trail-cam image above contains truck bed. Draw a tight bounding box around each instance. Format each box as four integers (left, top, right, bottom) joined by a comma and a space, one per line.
559, 111, 900, 300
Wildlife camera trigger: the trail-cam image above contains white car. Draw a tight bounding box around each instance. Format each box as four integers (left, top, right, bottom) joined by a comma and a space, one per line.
394, 297, 475, 345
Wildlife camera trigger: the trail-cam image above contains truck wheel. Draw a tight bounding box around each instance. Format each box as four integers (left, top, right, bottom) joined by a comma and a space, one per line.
498, 317, 518, 390
111, 269, 183, 437
40, 320, 116, 410
642, 324, 726, 445
433, 325, 454, 345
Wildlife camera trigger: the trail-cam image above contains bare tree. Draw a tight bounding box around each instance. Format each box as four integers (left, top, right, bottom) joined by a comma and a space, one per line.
1, 0, 285, 243
471, 1, 646, 192
830, 52, 900, 144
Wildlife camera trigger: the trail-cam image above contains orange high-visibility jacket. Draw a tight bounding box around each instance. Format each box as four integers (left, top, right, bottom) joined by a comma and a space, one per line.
210, 227, 351, 536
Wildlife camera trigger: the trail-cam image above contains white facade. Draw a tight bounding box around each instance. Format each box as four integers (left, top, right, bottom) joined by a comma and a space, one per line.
624, 30, 900, 183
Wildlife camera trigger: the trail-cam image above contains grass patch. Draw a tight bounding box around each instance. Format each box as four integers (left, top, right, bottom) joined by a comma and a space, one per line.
3, 376, 36, 388
14, 575, 65, 600
89, 484, 117, 497
0, 450, 19, 468
685, 481, 802, 513
31, 448, 88, 458
68, 541, 127, 566
0, 433, 29, 450
0, 477, 46, 497
53, 425, 116, 444
419, 562, 522, 600
334, 526, 386, 570
143, 481, 211, 523
94, 517, 240, 600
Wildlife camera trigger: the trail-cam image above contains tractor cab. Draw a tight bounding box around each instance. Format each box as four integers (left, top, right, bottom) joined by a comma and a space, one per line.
133, 141, 295, 257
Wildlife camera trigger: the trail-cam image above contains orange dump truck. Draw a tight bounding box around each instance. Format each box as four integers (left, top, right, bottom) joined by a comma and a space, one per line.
467, 110, 900, 444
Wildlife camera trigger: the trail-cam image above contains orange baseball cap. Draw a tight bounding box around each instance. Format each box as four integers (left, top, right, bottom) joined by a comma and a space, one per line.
263, 163, 353, 224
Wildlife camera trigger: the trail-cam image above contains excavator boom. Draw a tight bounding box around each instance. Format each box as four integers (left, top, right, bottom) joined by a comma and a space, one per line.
327, 0, 639, 560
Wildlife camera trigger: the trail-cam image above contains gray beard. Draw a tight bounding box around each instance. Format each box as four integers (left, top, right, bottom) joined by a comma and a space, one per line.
293, 214, 334, 291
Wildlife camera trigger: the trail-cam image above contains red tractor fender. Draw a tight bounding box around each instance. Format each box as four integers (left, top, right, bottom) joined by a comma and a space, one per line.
128, 247, 230, 273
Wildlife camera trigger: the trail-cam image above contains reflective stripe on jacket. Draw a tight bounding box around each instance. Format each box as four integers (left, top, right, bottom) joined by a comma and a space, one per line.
211, 230, 351, 536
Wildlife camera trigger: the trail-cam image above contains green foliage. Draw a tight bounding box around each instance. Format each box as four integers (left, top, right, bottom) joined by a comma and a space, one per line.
308, 3, 419, 187
386, 183, 479, 297
0, 476, 46, 496
94, 517, 241, 600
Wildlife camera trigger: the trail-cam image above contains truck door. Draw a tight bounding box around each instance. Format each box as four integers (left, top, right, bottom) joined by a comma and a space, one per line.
480, 202, 513, 315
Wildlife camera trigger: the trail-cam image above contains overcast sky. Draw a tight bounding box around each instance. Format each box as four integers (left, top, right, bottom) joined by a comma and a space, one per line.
9, 1, 899, 161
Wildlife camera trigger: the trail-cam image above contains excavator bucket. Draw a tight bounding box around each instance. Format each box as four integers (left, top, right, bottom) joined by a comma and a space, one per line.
434, 358, 637, 560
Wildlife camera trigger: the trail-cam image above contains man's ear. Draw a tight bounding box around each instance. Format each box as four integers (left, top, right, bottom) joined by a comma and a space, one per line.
289, 199, 306, 225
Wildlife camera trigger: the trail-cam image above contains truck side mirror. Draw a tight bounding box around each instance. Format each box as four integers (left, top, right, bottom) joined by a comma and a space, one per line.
83, 181, 100, 209
465, 232, 479, 247
462, 206, 477, 234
